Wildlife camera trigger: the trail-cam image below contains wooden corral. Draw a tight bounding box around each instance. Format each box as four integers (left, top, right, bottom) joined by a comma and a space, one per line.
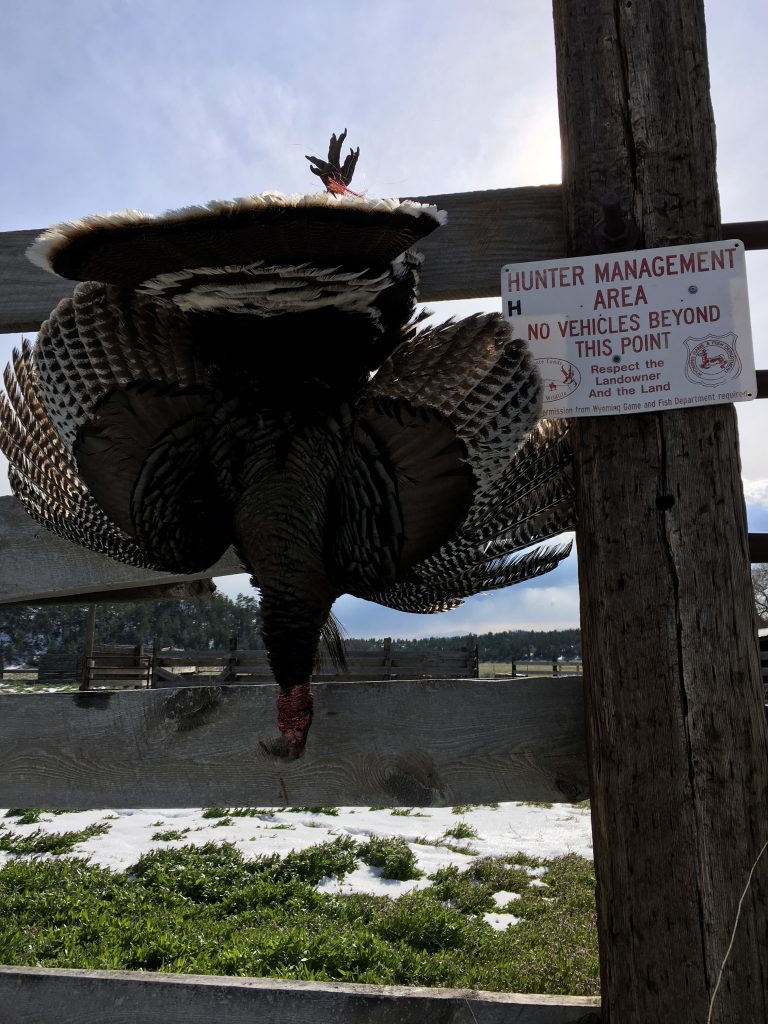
1, 1, 768, 1020
23, 638, 478, 689
153, 636, 478, 686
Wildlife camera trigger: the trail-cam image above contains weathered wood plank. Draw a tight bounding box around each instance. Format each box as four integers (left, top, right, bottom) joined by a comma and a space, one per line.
3, 185, 767, 333
411, 186, 566, 301
0, 188, 565, 331
0, 230, 78, 334
0, 495, 243, 605
27, 579, 217, 605
0, 967, 599, 1024
0, 678, 588, 807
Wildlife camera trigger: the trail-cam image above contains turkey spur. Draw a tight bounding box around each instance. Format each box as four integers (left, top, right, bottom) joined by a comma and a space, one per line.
0, 132, 574, 757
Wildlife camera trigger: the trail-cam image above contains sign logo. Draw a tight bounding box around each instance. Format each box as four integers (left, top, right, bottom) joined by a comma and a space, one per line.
683, 332, 741, 389
537, 357, 581, 402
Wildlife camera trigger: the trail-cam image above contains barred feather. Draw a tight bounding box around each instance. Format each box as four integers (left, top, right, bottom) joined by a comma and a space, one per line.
1, 170, 576, 759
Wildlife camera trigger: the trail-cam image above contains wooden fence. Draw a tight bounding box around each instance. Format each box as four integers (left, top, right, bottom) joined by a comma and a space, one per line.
21, 637, 479, 689
1, 5, 767, 1017
153, 636, 478, 686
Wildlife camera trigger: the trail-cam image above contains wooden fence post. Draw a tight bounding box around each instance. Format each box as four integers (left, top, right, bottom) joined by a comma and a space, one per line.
79, 604, 96, 691
467, 636, 478, 677
551, 2, 768, 1020
382, 637, 392, 679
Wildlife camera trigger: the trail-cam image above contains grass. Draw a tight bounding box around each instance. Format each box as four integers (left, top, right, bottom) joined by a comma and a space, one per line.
358, 837, 423, 881
286, 807, 340, 816
0, 839, 598, 994
0, 822, 111, 856
152, 829, 192, 842
442, 822, 480, 841
5, 809, 68, 825
220, 808, 276, 819
412, 836, 480, 856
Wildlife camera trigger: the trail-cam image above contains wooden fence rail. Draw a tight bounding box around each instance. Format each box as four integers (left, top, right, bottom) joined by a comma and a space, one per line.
2, 198, 768, 331
153, 637, 478, 686
0, 677, 588, 808
0, 967, 599, 1024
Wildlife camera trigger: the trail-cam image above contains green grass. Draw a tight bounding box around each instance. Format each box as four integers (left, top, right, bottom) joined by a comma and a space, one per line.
358, 837, 423, 881
5, 809, 66, 825
152, 829, 192, 842
442, 822, 479, 841
202, 808, 277, 819
0, 822, 111, 856
0, 839, 598, 994
286, 807, 339, 816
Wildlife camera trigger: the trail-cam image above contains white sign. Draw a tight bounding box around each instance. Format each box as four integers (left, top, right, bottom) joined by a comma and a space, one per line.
501, 240, 756, 418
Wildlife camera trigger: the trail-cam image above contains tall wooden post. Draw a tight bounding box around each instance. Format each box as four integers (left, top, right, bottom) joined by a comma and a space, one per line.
551, 2, 768, 1021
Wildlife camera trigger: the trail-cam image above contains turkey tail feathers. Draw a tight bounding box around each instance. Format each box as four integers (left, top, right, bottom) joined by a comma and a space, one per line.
28, 193, 444, 288
318, 611, 349, 674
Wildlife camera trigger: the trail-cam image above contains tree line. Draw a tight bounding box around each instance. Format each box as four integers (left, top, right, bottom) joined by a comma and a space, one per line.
0, 594, 264, 665
355, 629, 581, 662
5, 564, 766, 666
0, 592, 581, 665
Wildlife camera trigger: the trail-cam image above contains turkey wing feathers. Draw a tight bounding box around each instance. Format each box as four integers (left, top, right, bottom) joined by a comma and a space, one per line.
346, 314, 574, 611
330, 399, 473, 590
0, 342, 154, 567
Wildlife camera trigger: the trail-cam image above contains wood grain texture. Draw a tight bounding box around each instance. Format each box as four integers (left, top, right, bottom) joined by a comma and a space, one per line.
0, 495, 243, 604
0, 230, 77, 333
0, 189, 565, 331
2, 187, 765, 332
553, 1, 768, 1021
0, 967, 600, 1024
0, 678, 588, 807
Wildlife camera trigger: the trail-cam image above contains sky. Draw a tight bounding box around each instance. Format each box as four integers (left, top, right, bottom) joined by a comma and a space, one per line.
1, 0, 766, 639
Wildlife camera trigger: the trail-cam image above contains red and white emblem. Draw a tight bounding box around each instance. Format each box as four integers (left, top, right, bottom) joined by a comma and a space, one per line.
683, 332, 741, 389
536, 357, 581, 402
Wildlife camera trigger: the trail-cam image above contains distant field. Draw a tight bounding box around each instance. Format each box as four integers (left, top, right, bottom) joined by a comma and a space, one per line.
479, 662, 582, 678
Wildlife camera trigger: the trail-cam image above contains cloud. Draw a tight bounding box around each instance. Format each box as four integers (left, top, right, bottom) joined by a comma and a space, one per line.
330, 580, 581, 640
744, 479, 768, 509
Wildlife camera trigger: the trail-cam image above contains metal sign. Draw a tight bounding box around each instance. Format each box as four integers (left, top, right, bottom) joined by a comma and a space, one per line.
501, 239, 756, 417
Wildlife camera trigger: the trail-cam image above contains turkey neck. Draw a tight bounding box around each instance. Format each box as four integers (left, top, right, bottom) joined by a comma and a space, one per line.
232, 422, 342, 689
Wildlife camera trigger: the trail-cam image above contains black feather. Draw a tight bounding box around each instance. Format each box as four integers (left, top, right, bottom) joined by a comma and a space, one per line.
4, 154, 575, 758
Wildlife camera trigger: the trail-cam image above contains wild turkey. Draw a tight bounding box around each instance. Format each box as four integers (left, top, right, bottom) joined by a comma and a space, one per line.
0, 132, 574, 757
